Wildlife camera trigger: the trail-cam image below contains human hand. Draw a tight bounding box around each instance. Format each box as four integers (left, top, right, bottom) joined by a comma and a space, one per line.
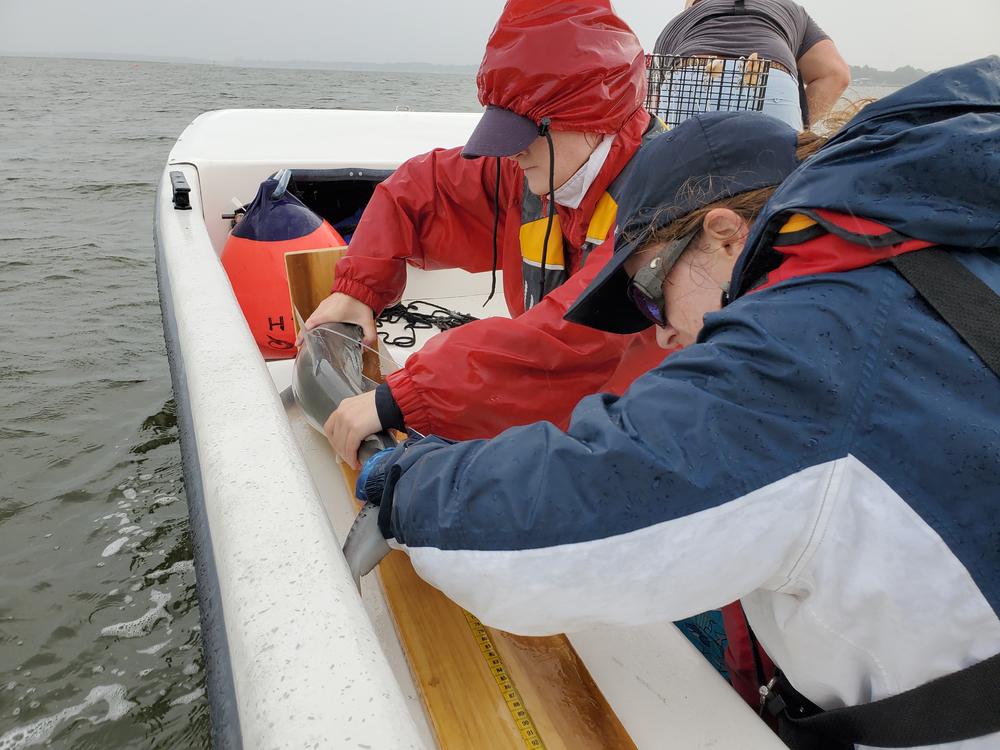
324, 390, 382, 470
298, 292, 377, 348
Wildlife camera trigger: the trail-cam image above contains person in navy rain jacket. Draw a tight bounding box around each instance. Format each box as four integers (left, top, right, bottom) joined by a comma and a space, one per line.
356, 58, 1000, 750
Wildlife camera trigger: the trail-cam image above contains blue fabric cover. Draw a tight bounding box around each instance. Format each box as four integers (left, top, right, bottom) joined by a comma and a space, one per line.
230, 178, 323, 242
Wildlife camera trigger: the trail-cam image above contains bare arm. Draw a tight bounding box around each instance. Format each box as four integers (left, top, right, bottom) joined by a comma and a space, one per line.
798, 39, 851, 123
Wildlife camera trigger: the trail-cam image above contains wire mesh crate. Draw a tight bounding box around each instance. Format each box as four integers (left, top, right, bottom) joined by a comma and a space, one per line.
645, 54, 773, 128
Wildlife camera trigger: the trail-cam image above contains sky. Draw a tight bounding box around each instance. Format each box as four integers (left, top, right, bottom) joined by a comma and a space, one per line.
0, 0, 996, 73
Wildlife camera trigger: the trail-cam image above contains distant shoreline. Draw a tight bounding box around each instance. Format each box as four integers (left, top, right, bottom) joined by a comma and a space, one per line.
2, 51, 930, 83
849, 64, 929, 86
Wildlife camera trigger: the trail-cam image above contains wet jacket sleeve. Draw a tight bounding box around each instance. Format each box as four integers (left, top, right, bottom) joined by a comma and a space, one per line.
376, 279, 872, 636
384, 238, 666, 440
331, 147, 510, 312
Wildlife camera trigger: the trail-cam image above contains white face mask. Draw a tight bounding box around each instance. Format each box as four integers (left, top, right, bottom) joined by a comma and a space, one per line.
553, 135, 614, 209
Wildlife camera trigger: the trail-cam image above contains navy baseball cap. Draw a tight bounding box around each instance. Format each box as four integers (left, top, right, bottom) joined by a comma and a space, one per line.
462, 105, 541, 159
565, 112, 800, 333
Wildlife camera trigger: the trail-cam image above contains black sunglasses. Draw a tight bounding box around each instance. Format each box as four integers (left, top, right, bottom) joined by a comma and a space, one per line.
626, 232, 698, 327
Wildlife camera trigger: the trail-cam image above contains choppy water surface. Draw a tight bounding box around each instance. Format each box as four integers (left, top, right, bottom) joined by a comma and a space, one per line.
0, 55, 477, 749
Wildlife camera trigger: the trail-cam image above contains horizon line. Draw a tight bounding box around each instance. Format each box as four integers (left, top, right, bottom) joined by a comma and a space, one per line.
0, 50, 480, 74
0, 50, 930, 76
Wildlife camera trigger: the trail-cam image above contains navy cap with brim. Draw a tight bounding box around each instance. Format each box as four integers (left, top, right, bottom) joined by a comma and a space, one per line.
462, 105, 540, 159
564, 112, 800, 334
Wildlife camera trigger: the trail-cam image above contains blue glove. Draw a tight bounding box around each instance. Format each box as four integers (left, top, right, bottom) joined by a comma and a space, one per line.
355, 447, 396, 504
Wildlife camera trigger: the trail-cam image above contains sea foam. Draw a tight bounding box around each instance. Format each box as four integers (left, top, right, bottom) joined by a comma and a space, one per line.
100, 590, 171, 638
0, 684, 134, 750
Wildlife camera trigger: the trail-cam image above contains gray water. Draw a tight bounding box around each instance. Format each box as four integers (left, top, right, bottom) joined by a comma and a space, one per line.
0, 54, 894, 749
0, 55, 478, 749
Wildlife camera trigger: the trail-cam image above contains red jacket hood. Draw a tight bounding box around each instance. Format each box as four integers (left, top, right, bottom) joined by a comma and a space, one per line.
477, 0, 647, 134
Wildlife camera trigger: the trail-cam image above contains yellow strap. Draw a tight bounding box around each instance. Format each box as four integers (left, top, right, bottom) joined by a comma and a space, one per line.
520, 191, 619, 265
584, 192, 619, 246
519, 215, 565, 268
778, 213, 818, 233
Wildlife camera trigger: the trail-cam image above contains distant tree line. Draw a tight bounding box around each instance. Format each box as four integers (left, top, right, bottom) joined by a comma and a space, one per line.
850, 64, 929, 86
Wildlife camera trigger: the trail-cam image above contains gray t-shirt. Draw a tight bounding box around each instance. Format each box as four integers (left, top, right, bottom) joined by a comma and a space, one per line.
653, 0, 829, 75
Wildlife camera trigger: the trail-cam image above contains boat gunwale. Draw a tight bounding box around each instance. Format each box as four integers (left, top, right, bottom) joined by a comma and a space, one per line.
154, 162, 424, 748
154, 175, 244, 750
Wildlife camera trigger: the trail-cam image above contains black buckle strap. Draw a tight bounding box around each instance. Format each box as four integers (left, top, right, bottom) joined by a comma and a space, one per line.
890, 248, 1000, 378
759, 673, 851, 750
761, 653, 1000, 749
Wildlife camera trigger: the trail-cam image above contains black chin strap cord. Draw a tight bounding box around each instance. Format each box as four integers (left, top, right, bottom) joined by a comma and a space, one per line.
538, 117, 555, 304
484, 156, 502, 306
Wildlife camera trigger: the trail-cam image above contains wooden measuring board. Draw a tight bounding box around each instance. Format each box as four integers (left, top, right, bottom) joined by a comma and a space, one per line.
288, 246, 635, 749
338, 462, 635, 750
284, 245, 347, 333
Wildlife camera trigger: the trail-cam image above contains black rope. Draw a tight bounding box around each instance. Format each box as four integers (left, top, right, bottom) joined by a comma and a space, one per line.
538, 117, 556, 304
375, 300, 479, 348
485, 156, 502, 306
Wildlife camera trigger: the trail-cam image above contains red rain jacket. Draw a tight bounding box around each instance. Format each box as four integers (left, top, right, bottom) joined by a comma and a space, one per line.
331, 1, 664, 440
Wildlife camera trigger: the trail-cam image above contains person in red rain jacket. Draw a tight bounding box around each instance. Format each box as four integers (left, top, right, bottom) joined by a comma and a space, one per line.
302, 0, 667, 468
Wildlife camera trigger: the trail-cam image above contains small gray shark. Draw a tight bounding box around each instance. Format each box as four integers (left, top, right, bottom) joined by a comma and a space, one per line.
289, 322, 393, 589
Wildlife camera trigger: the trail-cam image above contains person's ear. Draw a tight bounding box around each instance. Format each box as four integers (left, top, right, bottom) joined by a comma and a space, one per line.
702, 208, 746, 258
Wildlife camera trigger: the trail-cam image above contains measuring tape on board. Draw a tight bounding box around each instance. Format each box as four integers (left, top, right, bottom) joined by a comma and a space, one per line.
337, 457, 546, 748
462, 610, 547, 749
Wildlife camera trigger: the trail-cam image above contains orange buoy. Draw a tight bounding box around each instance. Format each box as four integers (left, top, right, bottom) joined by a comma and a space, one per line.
221, 172, 345, 359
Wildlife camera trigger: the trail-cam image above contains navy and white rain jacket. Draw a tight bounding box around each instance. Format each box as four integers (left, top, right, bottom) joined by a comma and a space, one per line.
377, 58, 1000, 748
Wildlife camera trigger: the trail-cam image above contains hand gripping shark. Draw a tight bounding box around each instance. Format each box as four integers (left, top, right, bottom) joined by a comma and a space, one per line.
290, 322, 396, 589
